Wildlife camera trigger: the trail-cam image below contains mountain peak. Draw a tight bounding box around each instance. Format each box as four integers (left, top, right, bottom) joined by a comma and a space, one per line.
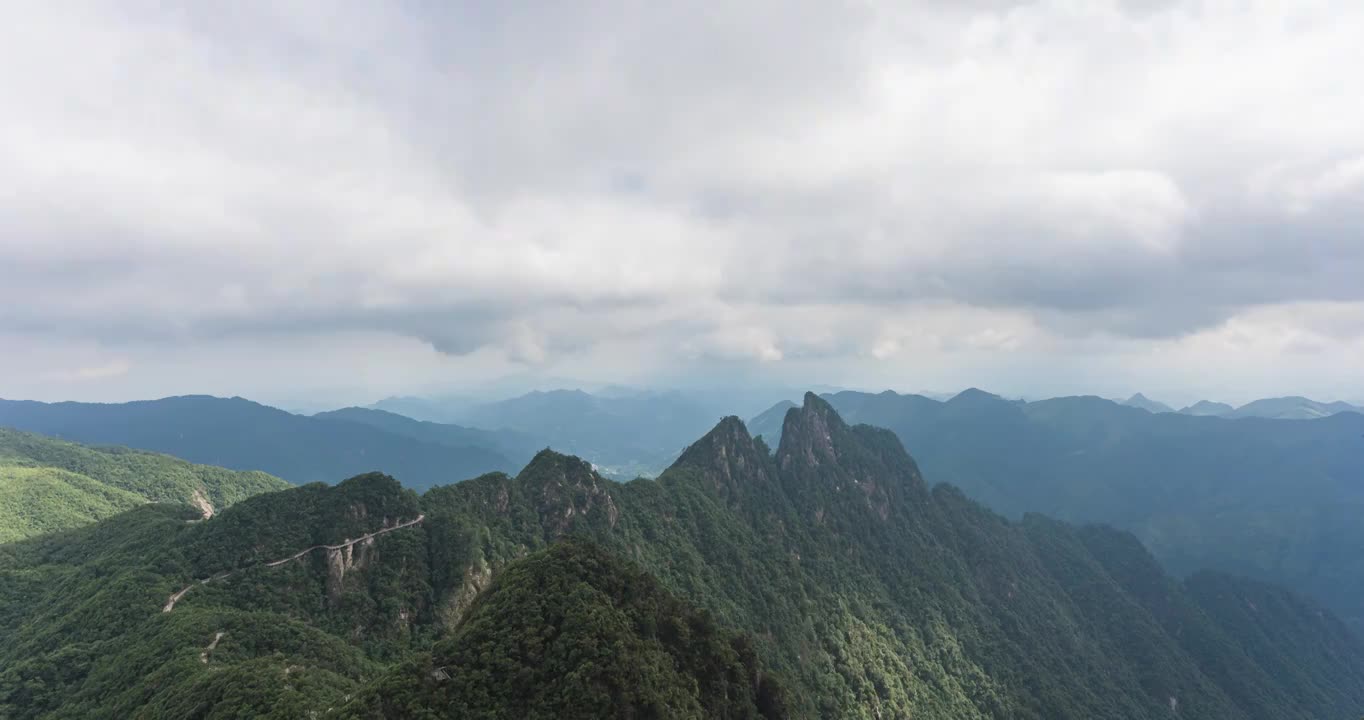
1179, 399, 1234, 416
773, 392, 926, 521
516, 448, 597, 485
515, 449, 619, 537
775, 392, 852, 472
681, 415, 751, 449
1122, 393, 1175, 413
947, 387, 1003, 405
800, 391, 844, 424
670, 416, 779, 505
676, 416, 751, 460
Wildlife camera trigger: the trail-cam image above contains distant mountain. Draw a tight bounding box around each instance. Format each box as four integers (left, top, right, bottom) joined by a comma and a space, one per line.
1180, 399, 1236, 416
1225, 395, 1364, 420
0, 428, 286, 542
745, 399, 796, 443
749, 390, 952, 444
367, 393, 477, 423
313, 407, 543, 467
1122, 392, 1176, 413
4, 397, 1361, 718
455, 389, 720, 478
1175, 396, 1363, 419
364, 386, 814, 476
751, 389, 1364, 630
0, 396, 517, 490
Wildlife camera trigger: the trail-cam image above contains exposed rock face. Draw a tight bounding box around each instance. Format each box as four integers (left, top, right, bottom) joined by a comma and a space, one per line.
190, 488, 215, 519
775, 393, 928, 524
519, 450, 620, 538
326, 534, 374, 604
443, 557, 494, 628
427, 452, 628, 628
673, 416, 778, 508
778, 393, 840, 471
199, 631, 225, 664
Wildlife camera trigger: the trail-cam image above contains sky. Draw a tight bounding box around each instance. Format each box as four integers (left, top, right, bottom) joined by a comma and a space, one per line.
2, 0, 1363, 410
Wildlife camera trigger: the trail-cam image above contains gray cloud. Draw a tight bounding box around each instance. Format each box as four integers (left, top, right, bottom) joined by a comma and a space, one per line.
2, 0, 1363, 403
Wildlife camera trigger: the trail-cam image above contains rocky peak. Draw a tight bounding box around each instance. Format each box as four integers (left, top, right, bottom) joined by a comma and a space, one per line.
776, 392, 928, 522
776, 392, 847, 469
515, 449, 619, 537
670, 416, 777, 505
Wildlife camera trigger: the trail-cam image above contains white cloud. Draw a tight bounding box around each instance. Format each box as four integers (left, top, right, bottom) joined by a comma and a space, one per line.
0, 0, 1361, 402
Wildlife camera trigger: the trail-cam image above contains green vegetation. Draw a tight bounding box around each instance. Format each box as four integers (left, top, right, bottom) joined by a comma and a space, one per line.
0, 395, 517, 489
341, 541, 786, 719
2, 396, 1362, 718
0, 466, 144, 542
751, 389, 1364, 630
0, 428, 286, 542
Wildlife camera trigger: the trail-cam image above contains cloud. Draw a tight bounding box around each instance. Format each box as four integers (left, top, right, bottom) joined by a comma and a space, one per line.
1, 0, 1362, 402
41, 360, 131, 383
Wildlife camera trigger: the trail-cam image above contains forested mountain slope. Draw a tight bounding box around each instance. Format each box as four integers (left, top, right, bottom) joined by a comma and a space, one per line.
0, 396, 517, 490
751, 389, 1364, 629
0, 428, 285, 542
339, 541, 788, 720
2, 396, 1361, 718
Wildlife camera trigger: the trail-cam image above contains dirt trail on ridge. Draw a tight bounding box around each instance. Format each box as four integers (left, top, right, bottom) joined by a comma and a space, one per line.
162, 514, 425, 612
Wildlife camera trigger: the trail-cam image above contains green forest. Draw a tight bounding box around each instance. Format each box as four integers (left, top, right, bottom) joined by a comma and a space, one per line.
751, 389, 1364, 630
0, 428, 286, 543
2, 396, 1362, 718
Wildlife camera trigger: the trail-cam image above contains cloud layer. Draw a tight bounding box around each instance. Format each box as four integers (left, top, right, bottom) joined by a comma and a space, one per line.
2, 0, 1362, 404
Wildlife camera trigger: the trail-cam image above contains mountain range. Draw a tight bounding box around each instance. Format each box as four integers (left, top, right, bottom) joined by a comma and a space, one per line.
430, 388, 723, 478
750, 389, 1364, 631
312, 406, 544, 466
2, 394, 1360, 718
1118, 393, 1363, 419
8, 386, 1364, 636
367, 393, 480, 423
0, 390, 758, 487
0, 396, 521, 490
1216, 396, 1364, 420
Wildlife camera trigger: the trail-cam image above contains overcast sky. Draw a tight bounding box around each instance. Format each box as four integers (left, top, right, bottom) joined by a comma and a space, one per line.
2, 0, 1362, 409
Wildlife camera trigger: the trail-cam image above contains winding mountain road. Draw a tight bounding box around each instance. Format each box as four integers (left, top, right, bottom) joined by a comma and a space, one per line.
262, 514, 426, 567
162, 514, 425, 612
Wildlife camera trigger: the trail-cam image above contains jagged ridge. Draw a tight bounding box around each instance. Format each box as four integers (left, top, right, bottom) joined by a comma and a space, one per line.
3, 393, 1363, 719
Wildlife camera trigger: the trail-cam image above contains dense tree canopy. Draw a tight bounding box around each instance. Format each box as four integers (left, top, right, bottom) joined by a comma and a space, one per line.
0, 428, 286, 542
751, 389, 1364, 630
2, 397, 1362, 718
